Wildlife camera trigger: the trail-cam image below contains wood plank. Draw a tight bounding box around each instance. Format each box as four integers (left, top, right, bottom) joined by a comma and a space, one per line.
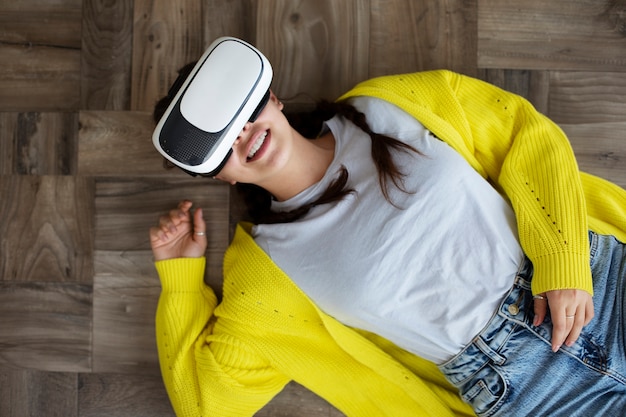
0, 369, 78, 417
78, 111, 185, 177
0, 175, 94, 283
0, 0, 82, 48
131, 0, 205, 111
81, 0, 134, 110
369, 0, 479, 77
78, 373, 174, 417
92, 252, 162, 374
548, 71, 626, 124
5, 112, 78, 175
0, 282, 91, 372
94, 178, 229, 291
256, 382, 345, 417
563, 122, 626, 188
0, 44, 81, 111
478, 0, 626, 71
481, 69, 550, 114
0, 113, 18, 175
202, 0, 255, 47
256, 0, 371, 104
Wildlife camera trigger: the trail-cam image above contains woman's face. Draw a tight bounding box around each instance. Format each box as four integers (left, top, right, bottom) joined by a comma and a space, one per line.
214, 90, 294, 187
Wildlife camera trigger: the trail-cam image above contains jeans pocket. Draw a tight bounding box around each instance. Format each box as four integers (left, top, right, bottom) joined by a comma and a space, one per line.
460, 364, 508, 417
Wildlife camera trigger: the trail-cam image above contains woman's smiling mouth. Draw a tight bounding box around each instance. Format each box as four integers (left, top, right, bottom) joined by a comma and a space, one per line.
247, 130, 269, 161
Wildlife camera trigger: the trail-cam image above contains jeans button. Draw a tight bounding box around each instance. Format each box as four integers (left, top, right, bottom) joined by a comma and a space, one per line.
508, 304, 519, 315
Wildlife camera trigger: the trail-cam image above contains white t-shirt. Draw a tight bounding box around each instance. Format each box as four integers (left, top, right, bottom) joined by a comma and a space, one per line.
253, 97, 524, 363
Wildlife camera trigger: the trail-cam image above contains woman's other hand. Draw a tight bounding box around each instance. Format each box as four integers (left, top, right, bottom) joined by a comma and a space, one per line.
149, 200, 207, 261
532, 289, 594, 352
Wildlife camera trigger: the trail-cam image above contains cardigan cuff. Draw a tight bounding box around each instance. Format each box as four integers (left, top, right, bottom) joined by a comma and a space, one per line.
530, 251, 593, 296
155, 257, 208, 293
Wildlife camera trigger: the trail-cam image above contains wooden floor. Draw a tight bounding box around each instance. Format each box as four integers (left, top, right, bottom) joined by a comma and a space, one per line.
0, 0, 625, 416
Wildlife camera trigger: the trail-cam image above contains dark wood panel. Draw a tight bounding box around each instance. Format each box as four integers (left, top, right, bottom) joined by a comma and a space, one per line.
0, 369, 78, 417
0, 44, 81, 111
0, 114, 18, 175
131, 0, 205, 111
92, 256, 162, 374
256, 0, 371, 105
81, 0, 134, 110
256, 382, 345, 417
93, 178, 229, 290
78, 373, 174, 417
7, 112, 78, 176
481, 69, 550, 115
370, 0, 479, 77
0, 282, 91, 372
0, 175, 94, 283
202, 0, 256, 47
0, 0, 82, 48
478, 0, 626, 71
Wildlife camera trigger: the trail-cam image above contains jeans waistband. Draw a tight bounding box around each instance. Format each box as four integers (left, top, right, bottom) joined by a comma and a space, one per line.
438, 258, 535, 385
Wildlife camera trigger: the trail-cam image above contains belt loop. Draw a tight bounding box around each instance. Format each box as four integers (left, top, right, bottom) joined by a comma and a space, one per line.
474, 336, 506, 365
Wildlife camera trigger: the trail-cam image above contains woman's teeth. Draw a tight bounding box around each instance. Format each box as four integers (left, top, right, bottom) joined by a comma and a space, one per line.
247, 131, 268, 159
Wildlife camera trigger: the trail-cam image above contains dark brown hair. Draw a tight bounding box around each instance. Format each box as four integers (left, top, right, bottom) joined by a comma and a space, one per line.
153, 63, 420, 224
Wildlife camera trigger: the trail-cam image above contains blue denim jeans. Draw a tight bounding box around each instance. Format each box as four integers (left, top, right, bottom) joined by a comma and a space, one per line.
438, 232, 626, 416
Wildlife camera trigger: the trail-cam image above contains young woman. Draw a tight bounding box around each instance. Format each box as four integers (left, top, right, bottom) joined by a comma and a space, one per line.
150, 64, 626, 416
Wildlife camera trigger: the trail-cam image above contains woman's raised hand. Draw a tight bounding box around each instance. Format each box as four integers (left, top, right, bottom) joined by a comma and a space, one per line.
149, 200, 207, 261
532, 289, 594, 352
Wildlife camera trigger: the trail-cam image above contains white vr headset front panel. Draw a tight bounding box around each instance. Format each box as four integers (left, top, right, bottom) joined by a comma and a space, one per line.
152, 37, 273, 175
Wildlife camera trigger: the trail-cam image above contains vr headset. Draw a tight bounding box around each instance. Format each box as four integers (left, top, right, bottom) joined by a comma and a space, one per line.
152, 37, 273, 176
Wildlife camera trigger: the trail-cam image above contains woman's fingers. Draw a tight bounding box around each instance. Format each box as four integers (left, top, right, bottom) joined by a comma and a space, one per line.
545, 289, 594, 352
532, 294, 548, 326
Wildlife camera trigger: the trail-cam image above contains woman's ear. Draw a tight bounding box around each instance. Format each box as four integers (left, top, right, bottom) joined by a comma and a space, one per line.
270, 90, 284, 111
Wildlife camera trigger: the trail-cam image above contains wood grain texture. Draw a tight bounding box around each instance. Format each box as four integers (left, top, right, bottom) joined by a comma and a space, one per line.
11, 112, 78, 175
92, 258, 161, 374
478, 0, 626, 71
0, 369, 78, 417
256, 0, 371, 104
94, 178, 229, 290
370, 0, 479, 77
0, 282, 91, 372
0, 114, 18, 175
564, 122, 626, 188
0, 0, 82, 48
78, 373, 174, 417
0, 44, 81, 111
548, 71, 626, 124
0, 175, 94, 283
78, 111, 180, 177
81, 0, 134, 110
202, 0, 256, 47
481, 69, 551, 114
131, 0, 205, 111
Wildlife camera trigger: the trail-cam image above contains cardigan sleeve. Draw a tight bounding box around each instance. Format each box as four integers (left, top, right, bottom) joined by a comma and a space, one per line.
449, 72, 592, 296
154, 257, 289, 417
339, 70, 592, 296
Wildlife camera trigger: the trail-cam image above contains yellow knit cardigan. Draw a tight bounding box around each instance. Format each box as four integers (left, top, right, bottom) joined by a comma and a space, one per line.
155, 70, 626, 417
